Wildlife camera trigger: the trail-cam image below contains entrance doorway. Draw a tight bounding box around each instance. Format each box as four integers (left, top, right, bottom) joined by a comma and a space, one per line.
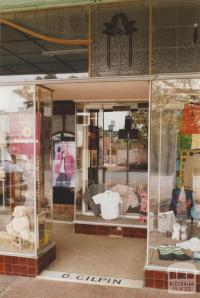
38, 79, 149, 286
75, 102, 148, 225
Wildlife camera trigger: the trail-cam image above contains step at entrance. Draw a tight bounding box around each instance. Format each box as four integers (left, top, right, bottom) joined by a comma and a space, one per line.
38, 270, 144, 289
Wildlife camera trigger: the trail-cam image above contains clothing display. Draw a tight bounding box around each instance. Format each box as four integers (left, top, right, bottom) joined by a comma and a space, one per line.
176, 237, 200, 252
93, 190, 122, 220
83, 184, 105, 216
157, 245, 175, 261
170, 188, 193, 219
138, 186, 147, 223
110, 184, 138, 213
158, 211, 176, 234
181, 103, 200, 134
157, 245, 191, 261
180, 224, 188, 241
172, 223, 181, 240
138, 186, 147, 213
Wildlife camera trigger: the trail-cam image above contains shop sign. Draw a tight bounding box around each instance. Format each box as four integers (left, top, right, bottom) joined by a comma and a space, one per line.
39, 270, 143, 289
62, 273, 122, 285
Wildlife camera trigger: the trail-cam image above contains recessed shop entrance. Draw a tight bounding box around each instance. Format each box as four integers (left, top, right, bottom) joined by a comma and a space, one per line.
38, 79, 149, 286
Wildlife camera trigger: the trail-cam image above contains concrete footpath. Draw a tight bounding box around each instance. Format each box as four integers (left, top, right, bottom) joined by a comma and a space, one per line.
0, 276, 200, 298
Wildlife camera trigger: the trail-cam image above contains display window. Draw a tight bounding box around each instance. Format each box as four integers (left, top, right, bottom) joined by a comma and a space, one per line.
75, 102, 148, 225
0, 84, 36, 254
0, 84, 53, 256
148, 79, 200, 270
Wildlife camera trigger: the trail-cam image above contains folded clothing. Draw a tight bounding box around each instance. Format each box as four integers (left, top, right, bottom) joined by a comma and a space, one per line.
172, 247, 191, 261
158, 245, 174, 261
158, 245, 191, 261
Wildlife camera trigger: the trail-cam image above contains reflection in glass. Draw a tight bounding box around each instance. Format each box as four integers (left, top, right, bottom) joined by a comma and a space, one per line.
0, 85, 35, 254
148, 79, 200, 270
35, 86, 53, 252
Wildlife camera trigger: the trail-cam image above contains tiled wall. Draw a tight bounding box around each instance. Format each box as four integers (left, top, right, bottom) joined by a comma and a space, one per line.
145, 269, 200, 292
53, 204, 74, 221
0, 244, 56, 277
74, 224, 147, 238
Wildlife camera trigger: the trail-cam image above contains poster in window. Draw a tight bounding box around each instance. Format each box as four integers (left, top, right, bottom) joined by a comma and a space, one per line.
53, 139, 75, 188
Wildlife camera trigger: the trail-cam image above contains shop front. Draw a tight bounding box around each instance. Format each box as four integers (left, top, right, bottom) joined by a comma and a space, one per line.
1, 0, 200, 292
0, 79, 148, 284
0, 83, 55, 277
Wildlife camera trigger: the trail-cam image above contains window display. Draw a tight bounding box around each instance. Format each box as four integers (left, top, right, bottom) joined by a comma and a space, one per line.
147, 79, 200, 271
0, 85, 35, 254
0, 84, 53, 256
75, 103, 148, 226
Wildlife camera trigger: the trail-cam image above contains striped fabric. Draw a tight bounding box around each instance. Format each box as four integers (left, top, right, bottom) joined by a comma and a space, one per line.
157, 245, 191, 261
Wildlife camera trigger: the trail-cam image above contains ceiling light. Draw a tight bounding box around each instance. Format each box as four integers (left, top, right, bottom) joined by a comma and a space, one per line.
42, 49, 88, 56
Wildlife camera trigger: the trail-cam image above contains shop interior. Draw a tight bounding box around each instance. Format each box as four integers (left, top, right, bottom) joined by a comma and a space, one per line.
43, 79, 149, 280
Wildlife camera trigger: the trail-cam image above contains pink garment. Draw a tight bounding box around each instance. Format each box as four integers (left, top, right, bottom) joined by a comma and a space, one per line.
55, 152, 75, 177
138, 188, 148, 213
138, 186, 148, 223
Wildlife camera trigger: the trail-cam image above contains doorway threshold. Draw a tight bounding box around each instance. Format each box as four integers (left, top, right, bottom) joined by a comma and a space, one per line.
37, 270, 144, 289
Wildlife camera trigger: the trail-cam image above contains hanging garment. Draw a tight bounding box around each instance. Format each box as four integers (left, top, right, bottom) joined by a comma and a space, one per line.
181, 103, 200, 134
158, 211, 176, 233
83, 184, 105, 216
176, 186, 188, 218
138, 186, 148, 213
172, 223, 181, 240
169, 188, 193, 219
92, 190, 122, 220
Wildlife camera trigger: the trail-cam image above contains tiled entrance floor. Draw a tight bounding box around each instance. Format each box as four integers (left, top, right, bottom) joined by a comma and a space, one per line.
47, 223, 146, 280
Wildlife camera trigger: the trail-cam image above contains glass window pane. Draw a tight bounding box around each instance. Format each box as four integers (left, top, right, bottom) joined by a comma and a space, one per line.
152, 0, 200, 73
75, 102, 148, 226
35, 86, 53, 252
0, 84, 35, 254
148, 79, 200, 271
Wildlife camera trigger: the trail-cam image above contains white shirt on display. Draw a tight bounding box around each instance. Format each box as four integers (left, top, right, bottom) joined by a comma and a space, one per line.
92, 190, 122, 220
